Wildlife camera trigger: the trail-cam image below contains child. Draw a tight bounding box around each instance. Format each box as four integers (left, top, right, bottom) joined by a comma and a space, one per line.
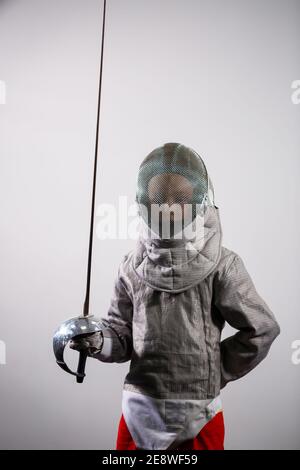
70, 142, 280, 450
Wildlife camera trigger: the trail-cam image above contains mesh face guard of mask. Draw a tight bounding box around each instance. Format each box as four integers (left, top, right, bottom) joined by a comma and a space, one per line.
136, 142, 214, 239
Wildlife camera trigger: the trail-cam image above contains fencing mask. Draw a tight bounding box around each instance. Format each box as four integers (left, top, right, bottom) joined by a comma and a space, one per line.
136, 142, 214, 240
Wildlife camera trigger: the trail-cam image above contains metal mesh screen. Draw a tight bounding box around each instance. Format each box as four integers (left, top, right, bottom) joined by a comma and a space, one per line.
136, 143, 213, 239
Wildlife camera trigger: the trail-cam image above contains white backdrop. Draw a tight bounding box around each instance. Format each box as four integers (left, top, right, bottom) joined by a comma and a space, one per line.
0, 0, 299, 449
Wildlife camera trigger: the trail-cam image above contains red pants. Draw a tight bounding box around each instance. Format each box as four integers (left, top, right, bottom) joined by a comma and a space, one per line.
116, 411, 225, 450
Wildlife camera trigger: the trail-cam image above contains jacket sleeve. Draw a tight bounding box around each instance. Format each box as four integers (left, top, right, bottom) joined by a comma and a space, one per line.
94, 260, 133, 364
213, 253, 280, 388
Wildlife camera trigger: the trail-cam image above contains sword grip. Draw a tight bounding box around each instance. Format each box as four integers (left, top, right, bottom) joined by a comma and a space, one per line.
76, 350, 88, 383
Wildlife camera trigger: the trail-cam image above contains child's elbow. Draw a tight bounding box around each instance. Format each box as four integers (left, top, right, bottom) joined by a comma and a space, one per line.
271, 319, 281, 340
264, 317, 281, 347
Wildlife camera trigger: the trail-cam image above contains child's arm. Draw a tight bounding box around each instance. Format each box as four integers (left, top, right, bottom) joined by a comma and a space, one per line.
213, 252, 280, 389
93, 259, 133, 364
70, 257, 133, 363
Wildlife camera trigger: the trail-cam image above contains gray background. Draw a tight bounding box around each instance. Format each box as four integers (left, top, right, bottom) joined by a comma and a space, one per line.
0, 0, 299, 449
